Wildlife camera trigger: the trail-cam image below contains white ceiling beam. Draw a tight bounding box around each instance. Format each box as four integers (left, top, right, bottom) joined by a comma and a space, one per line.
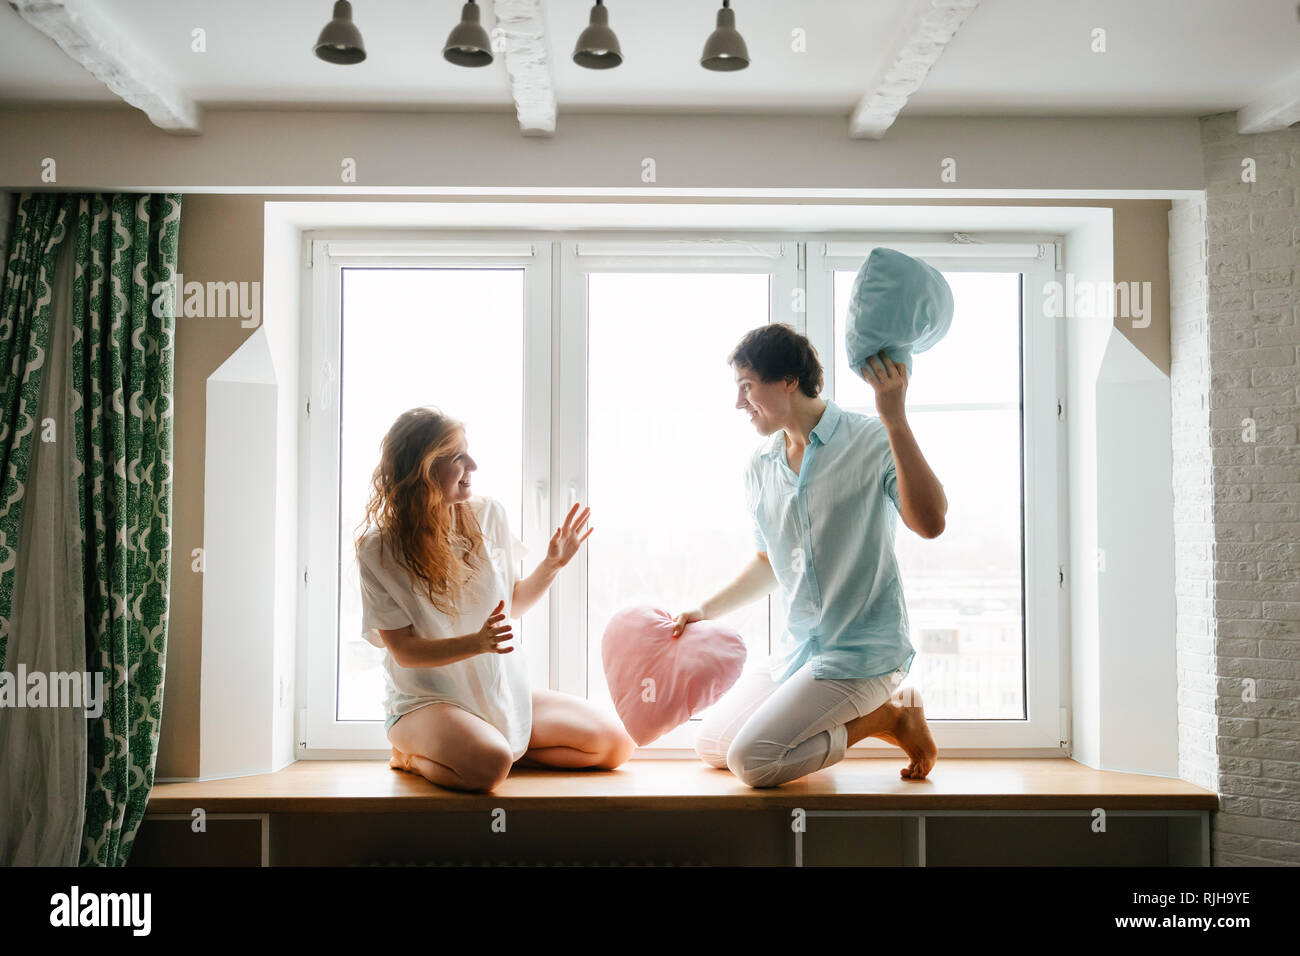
1236, 67, 1300, 134
493, 0, 556, 137
10, 0, 201, 134
849, 0, 980, 140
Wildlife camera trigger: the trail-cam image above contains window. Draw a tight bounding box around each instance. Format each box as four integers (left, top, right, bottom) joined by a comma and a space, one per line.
335, 266, 526, 721
558, 242, 797, 748
302, 242, 551, 751
834, 269, 1023, 719
809, 242, 1062, 749
302, 236, 1063, 754
585, 272, 771, 704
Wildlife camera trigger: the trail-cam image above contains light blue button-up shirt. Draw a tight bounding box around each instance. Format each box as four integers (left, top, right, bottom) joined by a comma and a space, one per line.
745, 398, 915, 683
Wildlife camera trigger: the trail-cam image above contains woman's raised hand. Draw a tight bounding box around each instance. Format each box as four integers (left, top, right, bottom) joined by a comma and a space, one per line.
670, 608, 706, 639
472, 600, 514, 655
546, 502, 594, 569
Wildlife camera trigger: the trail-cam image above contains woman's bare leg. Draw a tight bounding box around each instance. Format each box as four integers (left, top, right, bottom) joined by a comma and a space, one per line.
387, 702, 515, 793
519, 688, 636, 770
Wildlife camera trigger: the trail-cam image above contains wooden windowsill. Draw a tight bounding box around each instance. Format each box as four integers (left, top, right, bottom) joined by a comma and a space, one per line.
147, 758, 1219, 814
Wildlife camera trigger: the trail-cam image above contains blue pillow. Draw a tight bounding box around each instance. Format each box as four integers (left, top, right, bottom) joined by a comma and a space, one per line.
845, 247, 954, 380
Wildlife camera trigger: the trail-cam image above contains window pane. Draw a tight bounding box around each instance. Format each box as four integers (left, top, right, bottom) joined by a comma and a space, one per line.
891, 410, 1024, 719
834, 271, 1021, 408
336, 268, 525, 721
586, 273, 772, 715
834, 269, 1025, 719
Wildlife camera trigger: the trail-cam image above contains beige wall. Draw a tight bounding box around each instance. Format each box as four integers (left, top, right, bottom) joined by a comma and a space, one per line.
1112, 200, 1172, 373
159, 194, 1171, 778
167, 196, 269, 775
0, 110, 1204, 193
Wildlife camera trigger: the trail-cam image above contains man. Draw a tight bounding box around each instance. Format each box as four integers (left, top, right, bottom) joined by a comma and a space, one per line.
671, 323, 943, 787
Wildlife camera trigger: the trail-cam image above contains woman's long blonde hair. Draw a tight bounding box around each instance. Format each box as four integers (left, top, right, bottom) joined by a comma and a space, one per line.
354, 407, 486, 615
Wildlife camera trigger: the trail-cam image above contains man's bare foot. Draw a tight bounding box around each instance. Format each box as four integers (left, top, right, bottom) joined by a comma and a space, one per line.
891, 687, 937, 780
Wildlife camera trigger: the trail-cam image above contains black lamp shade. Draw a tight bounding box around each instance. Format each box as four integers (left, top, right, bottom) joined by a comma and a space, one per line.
701, 3, 749, 71
574, 3, 622, 69
314, 0, 366, 65
444, 1, 494, 67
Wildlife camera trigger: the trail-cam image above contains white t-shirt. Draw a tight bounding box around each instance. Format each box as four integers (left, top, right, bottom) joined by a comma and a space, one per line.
357, 495, 533, 760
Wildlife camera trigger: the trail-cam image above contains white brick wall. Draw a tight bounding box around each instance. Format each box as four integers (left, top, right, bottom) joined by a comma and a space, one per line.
1171, 112, 1300, 866
1170, 191, 1217, 797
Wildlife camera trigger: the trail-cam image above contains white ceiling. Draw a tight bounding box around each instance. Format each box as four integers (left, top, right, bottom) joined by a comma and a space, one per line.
0, 0, 1297, 116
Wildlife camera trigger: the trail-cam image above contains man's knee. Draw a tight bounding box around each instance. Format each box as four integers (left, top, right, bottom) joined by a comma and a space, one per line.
725, 738, 786, 789
694, 731, 730, 770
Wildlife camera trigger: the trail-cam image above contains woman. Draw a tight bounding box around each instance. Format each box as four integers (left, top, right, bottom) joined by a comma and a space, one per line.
355, 407, 635, 793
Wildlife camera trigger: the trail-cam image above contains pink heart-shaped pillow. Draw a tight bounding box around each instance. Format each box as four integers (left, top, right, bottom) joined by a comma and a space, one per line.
601, 606, 748, 746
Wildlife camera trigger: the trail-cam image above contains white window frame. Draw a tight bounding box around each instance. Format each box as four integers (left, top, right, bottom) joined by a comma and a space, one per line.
809, 239, 1065, 751
298, 233, 1066, 757
557, 239, 798, 751
300, 238, 553, 752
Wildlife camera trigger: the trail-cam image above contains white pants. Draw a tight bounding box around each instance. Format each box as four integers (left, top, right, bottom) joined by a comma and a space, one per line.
694, 659, 907, 788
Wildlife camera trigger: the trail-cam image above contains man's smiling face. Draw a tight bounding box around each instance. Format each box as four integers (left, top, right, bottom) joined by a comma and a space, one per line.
734, 364, 792, 435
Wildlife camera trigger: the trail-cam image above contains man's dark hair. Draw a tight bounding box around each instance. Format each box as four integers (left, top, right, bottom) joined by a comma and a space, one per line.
727, 323, 823, 398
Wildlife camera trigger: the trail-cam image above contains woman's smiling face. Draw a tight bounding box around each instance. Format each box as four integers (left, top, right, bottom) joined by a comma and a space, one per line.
433, 432, 477, 503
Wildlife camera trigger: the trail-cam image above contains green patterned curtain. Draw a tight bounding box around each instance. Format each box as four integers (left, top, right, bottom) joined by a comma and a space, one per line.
71, 194, 181, 867
0, 194, 69, 671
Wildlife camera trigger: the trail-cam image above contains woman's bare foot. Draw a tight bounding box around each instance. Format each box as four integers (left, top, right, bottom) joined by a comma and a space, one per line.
389, 746, 410, 772
891, 687, 937, 780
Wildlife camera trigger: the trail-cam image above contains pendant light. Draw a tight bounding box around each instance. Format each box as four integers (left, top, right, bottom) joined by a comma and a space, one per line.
443, 0, 494, 67
573, 1, 622, 70
701, 0, 749, 71
313, 0, 366, 64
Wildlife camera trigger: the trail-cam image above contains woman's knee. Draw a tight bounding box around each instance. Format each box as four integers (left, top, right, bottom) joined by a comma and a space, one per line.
600, 727, 637, 768
566, 712, 636, 768
390, 706, 515, 791
451, 741, 515, 792
587, 715, 636, 768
